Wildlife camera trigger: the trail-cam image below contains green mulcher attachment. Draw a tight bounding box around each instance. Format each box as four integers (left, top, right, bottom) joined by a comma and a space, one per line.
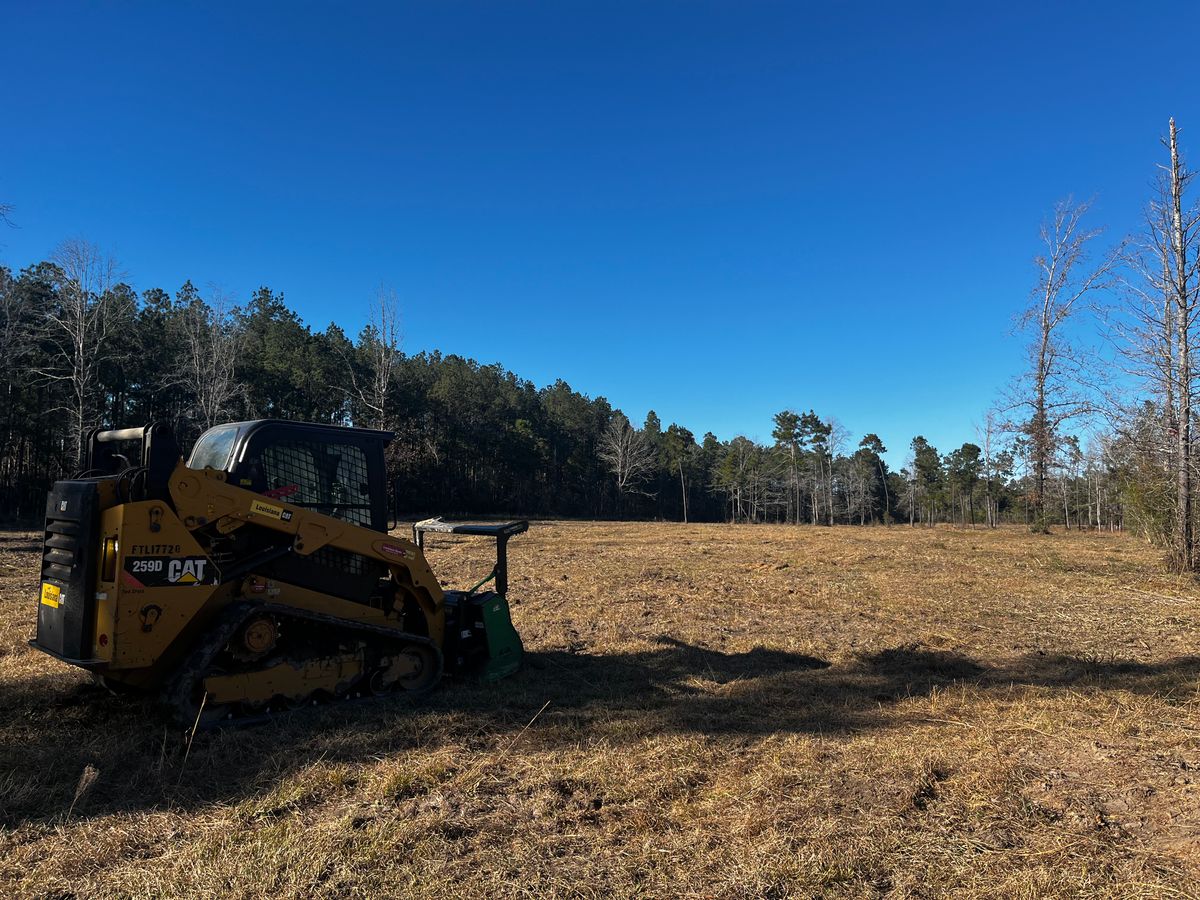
412, 518, 527, 682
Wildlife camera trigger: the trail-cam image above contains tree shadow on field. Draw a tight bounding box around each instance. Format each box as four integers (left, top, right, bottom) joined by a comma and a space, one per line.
3, 639, 1200, 827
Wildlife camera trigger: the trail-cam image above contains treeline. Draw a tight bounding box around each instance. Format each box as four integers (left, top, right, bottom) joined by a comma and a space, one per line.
0, 243, 1125, 528
11, 118, 1200, 542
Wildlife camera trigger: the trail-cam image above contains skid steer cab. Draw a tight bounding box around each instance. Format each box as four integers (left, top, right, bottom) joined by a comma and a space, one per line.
31, 419, 528, 727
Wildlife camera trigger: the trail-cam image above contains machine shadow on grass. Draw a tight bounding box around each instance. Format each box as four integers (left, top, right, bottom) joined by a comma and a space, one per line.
3, 640, 1200, 827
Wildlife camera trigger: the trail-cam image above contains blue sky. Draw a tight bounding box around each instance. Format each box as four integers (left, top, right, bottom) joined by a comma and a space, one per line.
1, 1, 1197, 463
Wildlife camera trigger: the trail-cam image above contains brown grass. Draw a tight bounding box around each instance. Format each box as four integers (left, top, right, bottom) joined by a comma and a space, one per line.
2, 522, 1200, 898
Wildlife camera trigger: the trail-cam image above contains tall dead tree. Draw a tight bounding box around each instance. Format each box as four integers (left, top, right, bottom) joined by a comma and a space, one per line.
1165, 119, 1199, 570
37, 239, 126, 466
1014, 198, 1117, 532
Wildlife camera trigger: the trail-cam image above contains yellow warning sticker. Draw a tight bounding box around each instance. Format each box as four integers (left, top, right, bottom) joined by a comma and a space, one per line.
250, 499, 284, 520
40, 583, 61, 608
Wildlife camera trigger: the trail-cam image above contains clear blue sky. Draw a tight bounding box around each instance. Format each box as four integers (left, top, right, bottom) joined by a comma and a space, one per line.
1, 1, 1197, 463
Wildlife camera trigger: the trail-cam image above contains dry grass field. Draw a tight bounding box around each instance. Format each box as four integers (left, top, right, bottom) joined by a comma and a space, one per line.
2, 521, 1200, 898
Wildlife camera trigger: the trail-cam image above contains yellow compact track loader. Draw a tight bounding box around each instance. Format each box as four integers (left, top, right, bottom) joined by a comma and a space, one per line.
31, 420, 527, 726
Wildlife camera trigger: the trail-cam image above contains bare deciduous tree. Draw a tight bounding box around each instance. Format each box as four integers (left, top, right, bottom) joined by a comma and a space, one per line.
597, 415, 656, 501
1010, 198, 1118, 532
344, 284, 402, 432
1107, 182, 1181, 550
1111, 182, 1176, 418
176, 287, 245, 430
36, 238, 127, 466
977, 410, 1002, 528
827, 417, 848, 523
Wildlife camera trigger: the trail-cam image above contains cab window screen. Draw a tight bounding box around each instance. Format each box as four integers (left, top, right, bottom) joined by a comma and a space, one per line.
259, 440, 372, 526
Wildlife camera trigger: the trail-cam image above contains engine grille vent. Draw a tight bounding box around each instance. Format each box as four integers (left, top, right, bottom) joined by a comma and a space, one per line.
42, 519, 82, 583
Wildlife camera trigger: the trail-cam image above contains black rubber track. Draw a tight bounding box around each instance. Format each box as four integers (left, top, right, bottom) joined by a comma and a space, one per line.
161, 600, 443, 730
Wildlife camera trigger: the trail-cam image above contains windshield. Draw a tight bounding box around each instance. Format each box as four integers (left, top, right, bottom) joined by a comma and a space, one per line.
188, 425, 239, 471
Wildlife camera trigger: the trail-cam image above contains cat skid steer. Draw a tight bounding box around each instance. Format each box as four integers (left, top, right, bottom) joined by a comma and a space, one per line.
31, 420, 526, 726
